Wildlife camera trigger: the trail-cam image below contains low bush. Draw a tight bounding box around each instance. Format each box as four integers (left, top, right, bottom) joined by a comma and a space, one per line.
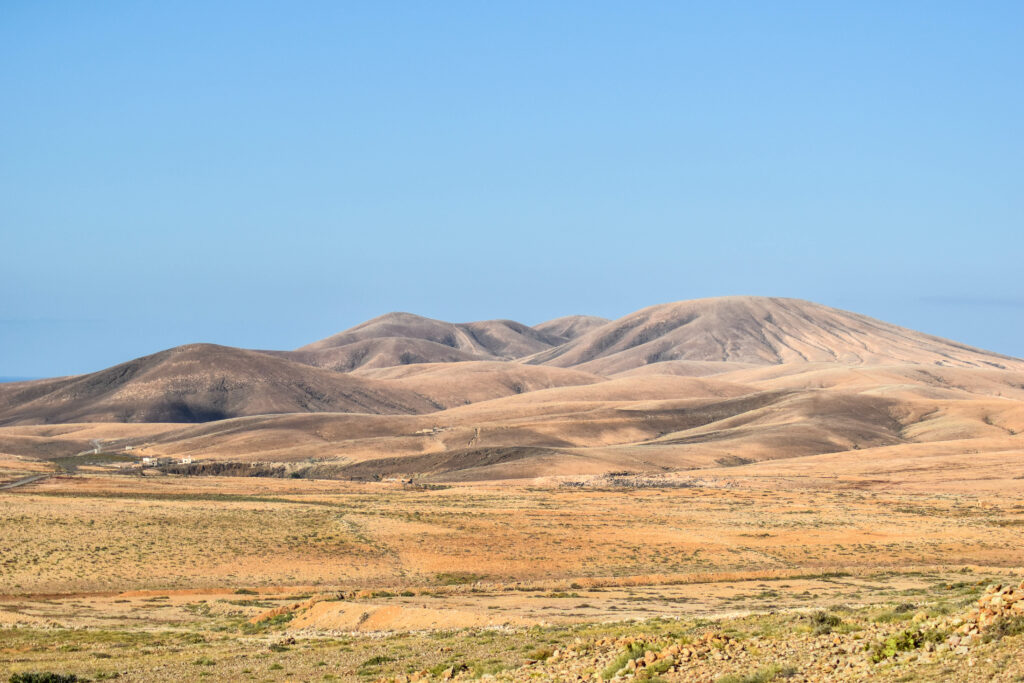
360, 655, 394, 667
807, 611, 842, 635
982, 615, 1024, 642
868, 627, 945, 662
435, 572, 484, 585
600, 642, 647, 679
525, 647, 552, 661
716, 663, 796, 682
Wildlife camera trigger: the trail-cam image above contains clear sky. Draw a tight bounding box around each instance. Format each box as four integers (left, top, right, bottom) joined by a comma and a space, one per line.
2, 1, 1022, 377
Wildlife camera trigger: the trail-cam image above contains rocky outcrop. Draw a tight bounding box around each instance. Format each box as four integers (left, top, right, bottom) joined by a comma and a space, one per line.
377, 581, 1024, 682
942, 581, 1024, 654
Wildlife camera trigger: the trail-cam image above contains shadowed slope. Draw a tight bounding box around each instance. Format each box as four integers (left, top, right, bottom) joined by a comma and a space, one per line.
4, 297, 1024, 481
3, 363, 1022, 480
461, 319, 566, 358
0, 344, 439, 425
532, 315, 610, 342
526, 296, 1024, 373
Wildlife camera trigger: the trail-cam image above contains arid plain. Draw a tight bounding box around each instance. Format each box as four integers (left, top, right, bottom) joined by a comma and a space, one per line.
2, 297, 1023, 682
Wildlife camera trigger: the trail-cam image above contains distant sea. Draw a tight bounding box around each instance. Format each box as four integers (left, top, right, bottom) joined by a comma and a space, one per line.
0, 377, 37, 383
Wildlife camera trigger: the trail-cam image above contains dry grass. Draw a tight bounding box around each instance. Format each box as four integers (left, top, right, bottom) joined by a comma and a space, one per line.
2, 572, 1023, 682
2, 473, 1023, 681
2, 474, 1022, 595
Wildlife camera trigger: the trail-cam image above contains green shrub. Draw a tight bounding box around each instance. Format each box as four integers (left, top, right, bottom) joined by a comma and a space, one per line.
239, 611, 293, 634
982, 615, 1024, 642
600, 642, 647, 679
808, 611, 842, 635
638, 657, 674, 679
525, 647, 552, 661
469, 659, 505, 677
434, 572, 484, 585
9, 675, 80, 683
715, 664, 796, 682
869, 629, 926, 662
873, 609, 913, 623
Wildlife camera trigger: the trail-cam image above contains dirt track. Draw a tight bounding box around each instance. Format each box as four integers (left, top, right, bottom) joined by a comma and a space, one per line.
0, 472, 51, 490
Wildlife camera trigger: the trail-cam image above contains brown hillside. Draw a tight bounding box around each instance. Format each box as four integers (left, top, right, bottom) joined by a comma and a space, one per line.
526, 296, 1024, 373
3, 296, 1023, 481
281, 337, 489, 372
612, 360, 761, 378
295, 313, 563, 370
716, 362, 1024, 401
4, 362, 1022, 480
461, 319, 566, 357
0, 344, 439, 425
532, 314, 610, 341
353, 361, 603, 408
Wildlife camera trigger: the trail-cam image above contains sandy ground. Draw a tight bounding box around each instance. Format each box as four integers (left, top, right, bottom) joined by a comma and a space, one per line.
2, 471, 1023, 681
3, 471, 1023, 595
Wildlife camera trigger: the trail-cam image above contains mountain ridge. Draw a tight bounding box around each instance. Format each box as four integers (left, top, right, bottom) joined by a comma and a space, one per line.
0, 343, 440, 426
2, 296, 1021, 429
524, 296, 1023, 373
291, 312, 567, 371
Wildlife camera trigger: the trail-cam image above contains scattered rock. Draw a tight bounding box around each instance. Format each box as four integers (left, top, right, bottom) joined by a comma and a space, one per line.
378, 581, 1024, 682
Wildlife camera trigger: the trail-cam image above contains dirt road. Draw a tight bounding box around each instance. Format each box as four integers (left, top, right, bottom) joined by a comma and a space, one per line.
0, 473, 52, 490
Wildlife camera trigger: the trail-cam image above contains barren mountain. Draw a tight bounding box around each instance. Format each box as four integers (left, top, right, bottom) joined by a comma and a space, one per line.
532, 315, 610, 341
282, 337, 489, 372
291, 312, 565, 371
353, 361, 603, 409
3, 296, 1023, 482
527, 296, 1024, 374
461, 319, 567, 357
0, 344, 438, 425
19, 360, 1019, 481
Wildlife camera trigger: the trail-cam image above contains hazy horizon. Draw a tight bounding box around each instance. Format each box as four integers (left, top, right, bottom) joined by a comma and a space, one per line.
4, 2, 1022, 377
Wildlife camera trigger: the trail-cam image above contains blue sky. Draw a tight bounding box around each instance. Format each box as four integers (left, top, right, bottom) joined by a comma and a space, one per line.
2, 1, 1022, 377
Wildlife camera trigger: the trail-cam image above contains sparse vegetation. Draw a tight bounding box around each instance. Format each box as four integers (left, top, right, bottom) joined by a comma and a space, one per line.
869, 628, 926, 662
807, 610, 842, 635
716, 663, 796, 683
1, 472, 1023, 681
435, 572, 485, 586
600, 641, 648, 679
982, 615, 1024, 642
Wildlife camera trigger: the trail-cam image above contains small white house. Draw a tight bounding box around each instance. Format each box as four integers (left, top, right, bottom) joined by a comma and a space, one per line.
180, 457, 194, 464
